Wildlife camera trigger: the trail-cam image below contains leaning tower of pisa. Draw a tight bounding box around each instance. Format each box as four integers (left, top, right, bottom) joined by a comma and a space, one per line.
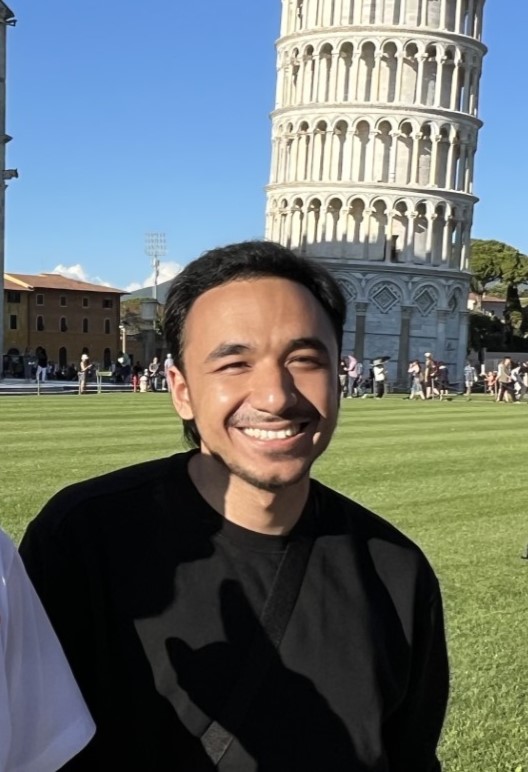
266, 0, 486, 384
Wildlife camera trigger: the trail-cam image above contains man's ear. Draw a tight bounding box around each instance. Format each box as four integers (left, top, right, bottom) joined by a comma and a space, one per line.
168, 366, 194, 420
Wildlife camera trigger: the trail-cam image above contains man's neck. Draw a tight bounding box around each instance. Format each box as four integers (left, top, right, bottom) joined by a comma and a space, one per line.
188, 453, 310, 535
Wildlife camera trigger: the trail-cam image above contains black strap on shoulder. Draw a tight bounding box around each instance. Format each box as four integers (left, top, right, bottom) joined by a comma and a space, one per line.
200, 532, 315, 766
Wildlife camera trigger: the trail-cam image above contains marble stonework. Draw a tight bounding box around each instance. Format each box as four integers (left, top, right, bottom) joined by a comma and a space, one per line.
266, 0, 486, 383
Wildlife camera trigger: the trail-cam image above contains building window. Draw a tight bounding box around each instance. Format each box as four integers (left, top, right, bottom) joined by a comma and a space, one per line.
82, 297, 89, 308
104, 318, 111, 334
9, 314, 17, 330
59, 346, 67, 368
82, 318, 89, 333
6, 291, 21, 303
103, 347, 111, 368
36, 294, 44, 306
60, 317, 68, 332
102, 298, 113, 309
60, 295, 67, 307
36, 315, 45, 331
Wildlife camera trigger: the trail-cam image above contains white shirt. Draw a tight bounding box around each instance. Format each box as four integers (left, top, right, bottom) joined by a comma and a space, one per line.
0, 530, 95, 772
373, 365, 386, 382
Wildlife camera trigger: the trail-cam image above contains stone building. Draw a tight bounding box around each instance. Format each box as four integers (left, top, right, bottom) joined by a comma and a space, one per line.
266, 0, 487, 383
3, 273, 124, 371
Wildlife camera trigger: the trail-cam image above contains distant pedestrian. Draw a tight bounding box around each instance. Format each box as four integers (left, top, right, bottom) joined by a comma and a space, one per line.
139, 369, 149, 393
408, 360, 425, 400
497, 357, 514, 402
163, 352, 174, 392
424, 353, 438, 399
464, 362, 477, 398
35, 347, 48, 382
345, 354, 359, 397
148, 357, 161, 392
78, 354, 93, 395
437, 363, 449, 400
372, 358, 387, 398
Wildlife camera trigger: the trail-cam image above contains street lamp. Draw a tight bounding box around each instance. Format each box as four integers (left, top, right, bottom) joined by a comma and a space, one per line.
140, 298, 158, 366
145, 232, 166, 302
119, 322, 127, 354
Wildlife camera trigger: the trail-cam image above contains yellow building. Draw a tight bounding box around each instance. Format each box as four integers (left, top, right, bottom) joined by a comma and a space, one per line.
3, 273, 125, 374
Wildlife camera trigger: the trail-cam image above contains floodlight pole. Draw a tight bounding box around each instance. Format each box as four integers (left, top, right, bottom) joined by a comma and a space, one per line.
144, 232, 167, 303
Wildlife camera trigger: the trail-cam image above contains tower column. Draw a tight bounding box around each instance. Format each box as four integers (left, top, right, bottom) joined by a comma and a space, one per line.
435, 56, 446, 107
456, 311, 470, 384
406, 211, 417, 259
462, 66, 472, 113
442, 209, 452, 264
410, 132, 422, 185
424, 213, 434, 264
389, 130, 399, 182
397, 306, 414, 385
416, 54, 427, 104
354, 302, 369, 366
429, 135, 441, 186
467, 0, 476, 35
457, 141, 467, 190
363, 209, 372, 260
329, 52, 339, 102
440, 0, 448, 29
450, 60, 460, 110
351, 52, 361, 101
455, 0, 464, 33
395, 52, 405, 103
436, 309, 449, 364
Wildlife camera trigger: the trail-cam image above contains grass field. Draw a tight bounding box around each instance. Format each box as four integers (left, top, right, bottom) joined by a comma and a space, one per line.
1, 393, 527, 771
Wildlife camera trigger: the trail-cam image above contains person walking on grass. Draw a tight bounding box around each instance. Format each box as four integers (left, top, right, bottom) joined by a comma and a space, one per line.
372, 358, 387, 398
0, 527, 94, 770
424, 353, 438, 399
496, 357, 514, 402
78, 354, 93, 395
20, 241, 448, 771
464, 361, 478, 398
408, 359, 425, 400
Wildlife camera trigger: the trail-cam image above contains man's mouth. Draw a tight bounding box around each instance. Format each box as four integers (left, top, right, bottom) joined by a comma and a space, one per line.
239, 423, 308, 441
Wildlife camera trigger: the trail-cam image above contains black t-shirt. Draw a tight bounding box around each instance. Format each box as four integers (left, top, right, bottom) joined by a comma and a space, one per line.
20, 451, 448, 771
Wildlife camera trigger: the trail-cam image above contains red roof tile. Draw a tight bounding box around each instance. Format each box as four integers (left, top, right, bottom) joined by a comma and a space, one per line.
5, 273, 125, 294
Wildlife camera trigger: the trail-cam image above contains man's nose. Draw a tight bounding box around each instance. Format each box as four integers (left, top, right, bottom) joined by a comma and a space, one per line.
249, 364, 298, 413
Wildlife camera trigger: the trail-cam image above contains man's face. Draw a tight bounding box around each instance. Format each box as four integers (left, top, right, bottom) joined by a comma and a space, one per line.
169, 277, 340, 492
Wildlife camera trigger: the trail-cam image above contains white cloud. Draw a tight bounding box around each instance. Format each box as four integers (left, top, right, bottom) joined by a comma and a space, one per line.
51, 263, 112, 287
124, 261, 183, 293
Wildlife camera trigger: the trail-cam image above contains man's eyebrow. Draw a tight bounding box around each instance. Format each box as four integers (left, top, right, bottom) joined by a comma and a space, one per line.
205, 343, 253, 362
287, 337, 330, 355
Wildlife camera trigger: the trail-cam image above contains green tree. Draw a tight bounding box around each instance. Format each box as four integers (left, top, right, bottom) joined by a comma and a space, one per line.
470, 240, 528, 330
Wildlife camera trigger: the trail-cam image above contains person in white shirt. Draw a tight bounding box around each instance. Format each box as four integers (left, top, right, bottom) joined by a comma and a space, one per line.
162, 352, 174, 392
0, 528, 95, 772
372, 359, 387, 398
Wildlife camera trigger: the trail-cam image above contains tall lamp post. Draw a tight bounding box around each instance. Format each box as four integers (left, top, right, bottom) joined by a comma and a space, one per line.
145, 232, 166, 302
140, 297, 158, 367
119, 322, 127, 354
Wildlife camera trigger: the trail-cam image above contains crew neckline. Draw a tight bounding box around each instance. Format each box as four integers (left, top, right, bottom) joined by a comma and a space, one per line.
173, 450, 317, 552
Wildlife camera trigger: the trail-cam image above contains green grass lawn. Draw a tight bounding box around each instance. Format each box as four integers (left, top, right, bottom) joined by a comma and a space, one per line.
1, 393, 527, 771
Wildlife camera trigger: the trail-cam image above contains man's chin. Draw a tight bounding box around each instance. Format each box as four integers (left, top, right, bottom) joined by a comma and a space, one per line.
212, 453, 311, 492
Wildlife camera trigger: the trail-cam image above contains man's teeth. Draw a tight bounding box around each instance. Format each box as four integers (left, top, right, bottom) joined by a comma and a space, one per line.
241, 426, 302, 440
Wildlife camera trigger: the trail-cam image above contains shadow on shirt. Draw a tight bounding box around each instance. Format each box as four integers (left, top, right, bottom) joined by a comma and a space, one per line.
161, 579, 360, 770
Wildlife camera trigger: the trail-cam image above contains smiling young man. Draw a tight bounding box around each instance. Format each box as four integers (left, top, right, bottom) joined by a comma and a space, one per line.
20, 241, 448, 771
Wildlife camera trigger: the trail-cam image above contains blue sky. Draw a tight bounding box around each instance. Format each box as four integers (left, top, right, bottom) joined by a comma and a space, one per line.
3, 1, 524, 291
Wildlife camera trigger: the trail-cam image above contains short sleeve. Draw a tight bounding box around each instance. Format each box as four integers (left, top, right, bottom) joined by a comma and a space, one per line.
0, 535, 95, 772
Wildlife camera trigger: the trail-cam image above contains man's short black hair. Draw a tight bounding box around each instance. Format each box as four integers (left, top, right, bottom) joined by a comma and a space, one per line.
163, 240, 347, 447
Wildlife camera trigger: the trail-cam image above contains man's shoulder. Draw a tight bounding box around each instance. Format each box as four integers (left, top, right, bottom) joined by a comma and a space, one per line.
312, 480, 436, 577
30, 452, 191, 535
